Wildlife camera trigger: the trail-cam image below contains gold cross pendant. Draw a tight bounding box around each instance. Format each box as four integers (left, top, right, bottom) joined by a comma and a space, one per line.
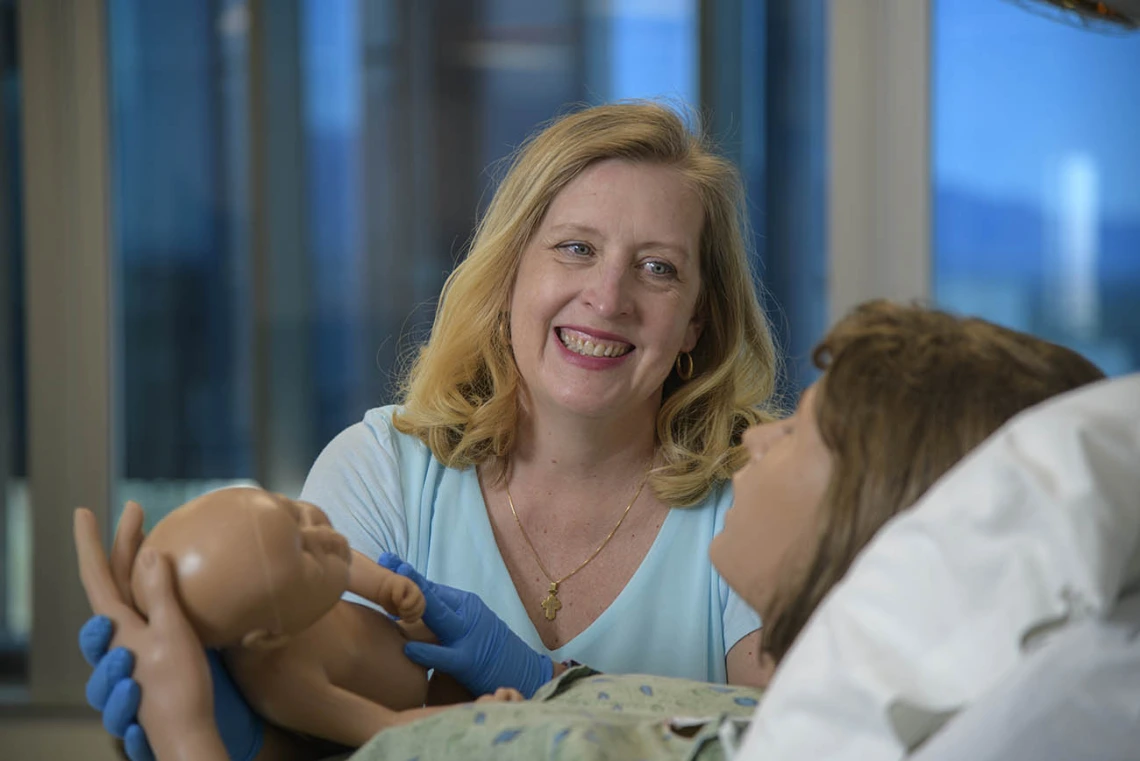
540, 581, 562, 621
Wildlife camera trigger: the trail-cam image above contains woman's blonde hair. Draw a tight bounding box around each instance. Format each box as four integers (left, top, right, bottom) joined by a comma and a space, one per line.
760, 300, 1106, 661
392, 100, 779, 505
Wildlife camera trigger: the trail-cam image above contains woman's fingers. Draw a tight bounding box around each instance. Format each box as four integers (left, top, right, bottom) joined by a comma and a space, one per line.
102, 677, 142, 737
74, 508, 138, 624
86, 647, 134, 710
111, 501, 146, 607
123, 723, 156, 761
78, 615, 115, 666
410, 579, 467, 642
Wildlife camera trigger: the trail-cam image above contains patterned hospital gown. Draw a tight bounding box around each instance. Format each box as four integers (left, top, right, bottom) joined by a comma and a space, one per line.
349, 666, 764, 761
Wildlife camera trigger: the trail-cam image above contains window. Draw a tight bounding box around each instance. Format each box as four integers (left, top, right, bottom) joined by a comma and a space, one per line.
933, 0, 1140, 376
108, 0, 701, 526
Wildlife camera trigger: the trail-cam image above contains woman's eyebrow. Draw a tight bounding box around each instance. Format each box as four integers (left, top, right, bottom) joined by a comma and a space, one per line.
547, 222, 603, 237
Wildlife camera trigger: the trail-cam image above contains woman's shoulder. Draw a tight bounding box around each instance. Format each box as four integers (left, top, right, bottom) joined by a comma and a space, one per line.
302, 405, 435, 484
300, 406, 470, 543
659, 480, 734, 539
683, 478, 734, 514
330, 405, 429, 455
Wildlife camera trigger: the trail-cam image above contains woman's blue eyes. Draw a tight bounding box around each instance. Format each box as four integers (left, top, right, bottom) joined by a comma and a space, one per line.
560, 242, 592, 256
556, 243, 676, 277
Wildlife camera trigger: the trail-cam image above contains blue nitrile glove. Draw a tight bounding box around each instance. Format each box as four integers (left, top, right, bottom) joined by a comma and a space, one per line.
378, 552, 554, 698
79, 614, 265, 761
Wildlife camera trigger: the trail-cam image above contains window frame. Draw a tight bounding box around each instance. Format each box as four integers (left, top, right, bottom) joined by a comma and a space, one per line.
18, 0, 115, 705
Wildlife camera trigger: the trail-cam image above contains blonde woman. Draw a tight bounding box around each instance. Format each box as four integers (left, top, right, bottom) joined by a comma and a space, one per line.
80, 101, 780, 761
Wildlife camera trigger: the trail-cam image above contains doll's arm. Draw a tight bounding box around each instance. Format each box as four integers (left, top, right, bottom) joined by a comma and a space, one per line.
348, 550, 425, 623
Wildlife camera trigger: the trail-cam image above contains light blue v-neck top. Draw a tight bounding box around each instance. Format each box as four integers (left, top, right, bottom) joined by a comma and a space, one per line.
299, 406, 759, 684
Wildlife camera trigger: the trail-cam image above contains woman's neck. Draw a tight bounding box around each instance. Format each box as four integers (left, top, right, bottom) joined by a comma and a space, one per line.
508, 401, 658, 487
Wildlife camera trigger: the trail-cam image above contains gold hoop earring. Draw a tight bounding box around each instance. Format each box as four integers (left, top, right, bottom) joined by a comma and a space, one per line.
675, 351, 694, 381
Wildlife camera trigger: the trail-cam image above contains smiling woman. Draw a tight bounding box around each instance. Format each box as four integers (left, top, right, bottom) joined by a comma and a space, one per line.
372, 103, 779, 678
76, 100, 784, 761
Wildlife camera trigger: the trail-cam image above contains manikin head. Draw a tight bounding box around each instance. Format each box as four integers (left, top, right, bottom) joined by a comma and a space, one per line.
710, 300, 1106, 665
131, 486, 351, 649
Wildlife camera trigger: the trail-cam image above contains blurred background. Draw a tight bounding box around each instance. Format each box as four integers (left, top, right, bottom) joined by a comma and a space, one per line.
1, 0, 1138, 754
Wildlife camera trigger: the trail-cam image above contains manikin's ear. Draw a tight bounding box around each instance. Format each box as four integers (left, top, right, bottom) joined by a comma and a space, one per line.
240, 629, 291, 650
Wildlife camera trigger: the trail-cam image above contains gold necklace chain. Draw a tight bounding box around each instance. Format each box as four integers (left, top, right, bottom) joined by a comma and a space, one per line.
507, 472, 649, 621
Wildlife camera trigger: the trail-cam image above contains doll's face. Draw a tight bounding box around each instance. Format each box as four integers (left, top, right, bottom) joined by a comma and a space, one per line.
247, 492, 353, 638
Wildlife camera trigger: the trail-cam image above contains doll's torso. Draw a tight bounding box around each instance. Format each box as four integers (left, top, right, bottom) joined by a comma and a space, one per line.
223, 600, 429, 743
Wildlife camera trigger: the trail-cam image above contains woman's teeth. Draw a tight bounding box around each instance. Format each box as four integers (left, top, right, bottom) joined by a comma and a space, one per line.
559, 329, 632, 358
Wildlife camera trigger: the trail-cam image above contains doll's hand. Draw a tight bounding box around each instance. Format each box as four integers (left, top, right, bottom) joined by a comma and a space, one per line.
388, 574, 426, 624
475, 687, 526, 703
377, 552, 553, 699
348, 549, 425, 624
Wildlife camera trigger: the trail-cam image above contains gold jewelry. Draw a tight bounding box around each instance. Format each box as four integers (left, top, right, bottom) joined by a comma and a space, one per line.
675, 351, 694, 381
506, 472, 649, 621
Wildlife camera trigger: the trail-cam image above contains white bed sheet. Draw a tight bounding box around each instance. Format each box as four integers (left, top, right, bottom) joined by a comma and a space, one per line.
911, 588, 1140, 761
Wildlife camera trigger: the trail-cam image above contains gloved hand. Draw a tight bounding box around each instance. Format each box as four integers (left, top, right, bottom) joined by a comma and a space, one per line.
79, 614, 264, 761
378, 552, 553, 698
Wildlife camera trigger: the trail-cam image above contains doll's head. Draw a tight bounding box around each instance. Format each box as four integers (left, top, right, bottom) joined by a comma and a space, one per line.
132, 486, 352, 649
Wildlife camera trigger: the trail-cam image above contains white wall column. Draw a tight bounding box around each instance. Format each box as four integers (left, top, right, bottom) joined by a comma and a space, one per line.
828, 0, 931, 321
19, 0, 114, 704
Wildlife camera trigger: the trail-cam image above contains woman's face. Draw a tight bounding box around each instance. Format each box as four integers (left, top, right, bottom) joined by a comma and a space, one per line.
508, 159, 704, 422
710, 383, 833, 620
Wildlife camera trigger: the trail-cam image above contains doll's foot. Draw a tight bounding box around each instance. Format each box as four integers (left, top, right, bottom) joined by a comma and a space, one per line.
475, 688, 525, 704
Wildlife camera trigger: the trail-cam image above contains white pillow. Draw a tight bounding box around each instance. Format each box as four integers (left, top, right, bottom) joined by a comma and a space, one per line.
909, 588, 1140, 761
736, 373, 1140, 761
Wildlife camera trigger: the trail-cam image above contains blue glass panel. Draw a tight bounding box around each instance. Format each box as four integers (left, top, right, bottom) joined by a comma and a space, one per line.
934, 0, 1140, 376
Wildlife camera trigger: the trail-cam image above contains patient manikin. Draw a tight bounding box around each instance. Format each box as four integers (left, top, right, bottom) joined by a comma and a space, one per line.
128, 486, 432, 748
